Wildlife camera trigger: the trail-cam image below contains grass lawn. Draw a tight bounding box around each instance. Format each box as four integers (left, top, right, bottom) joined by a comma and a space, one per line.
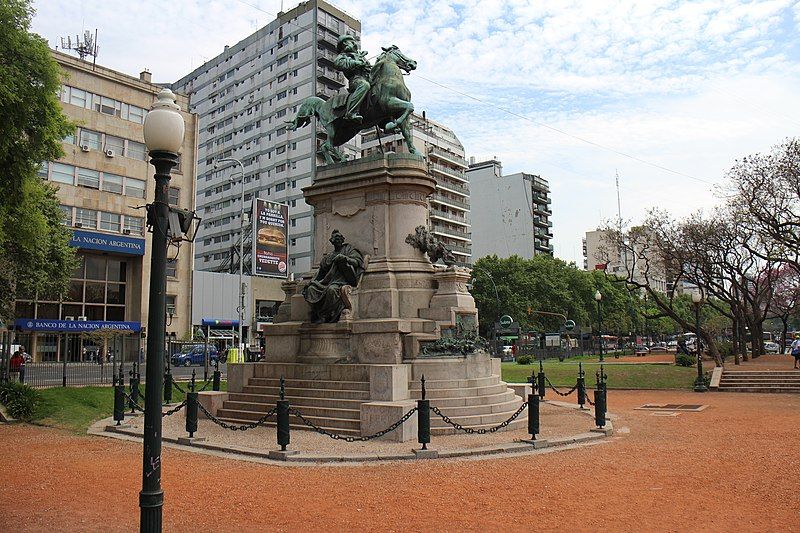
502, 361, 697, 389
31, 380, 227, 433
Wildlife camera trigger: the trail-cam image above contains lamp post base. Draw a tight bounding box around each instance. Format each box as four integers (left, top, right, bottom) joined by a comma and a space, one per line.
693, 378, 708, 393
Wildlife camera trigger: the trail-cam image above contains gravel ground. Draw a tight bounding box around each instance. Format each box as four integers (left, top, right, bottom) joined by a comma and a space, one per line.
1, 389, 798, 532
118, 400, 591, 457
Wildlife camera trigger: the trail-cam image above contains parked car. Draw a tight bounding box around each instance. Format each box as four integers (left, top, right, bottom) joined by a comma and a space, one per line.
635, 344, 650, 355
764, 341, 781, 354
171, 345, 219, 366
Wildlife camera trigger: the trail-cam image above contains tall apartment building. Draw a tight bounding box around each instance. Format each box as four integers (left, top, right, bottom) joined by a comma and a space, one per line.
14, 50, 197, 363
466, 158, 553, 261
361, 113, 472, 264
172, 0, 360, 278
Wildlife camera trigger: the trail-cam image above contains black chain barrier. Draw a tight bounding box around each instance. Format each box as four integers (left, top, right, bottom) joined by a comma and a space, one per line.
123, 391, 145, 413
197, 402, 277, 431
289, 406, 418, 442
430, 402, 527, 434
171, 376, 213, 394
544, 376, 579, 397
162, 401, 187, 417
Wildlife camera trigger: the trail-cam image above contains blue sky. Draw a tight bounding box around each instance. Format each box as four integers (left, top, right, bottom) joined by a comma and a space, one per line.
32, 0, 800, 265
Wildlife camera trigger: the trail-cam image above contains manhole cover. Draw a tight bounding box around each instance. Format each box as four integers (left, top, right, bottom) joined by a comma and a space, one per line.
636, 404, 707, 412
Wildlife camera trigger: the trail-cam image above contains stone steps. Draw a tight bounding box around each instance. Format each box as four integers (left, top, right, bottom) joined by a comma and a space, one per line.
227, 394, 366, 410
241, 385, 371, 400
247, 377, 371, 391
408, 389, 519, 408
717, 370, 800, 393
250, 362, 370, 382
409, 382, 509, 399
214, 415, 361, 436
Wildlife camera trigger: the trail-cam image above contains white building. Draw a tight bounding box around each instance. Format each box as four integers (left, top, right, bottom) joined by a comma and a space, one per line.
466, 158, 553, 261
361, 113, 472, 265
583, 228, 669, 293
173, 0, 361, 277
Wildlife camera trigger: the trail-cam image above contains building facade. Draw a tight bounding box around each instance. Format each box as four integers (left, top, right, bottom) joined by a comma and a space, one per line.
361, 113, 472, 264
172, 0, 360, 277
14, 50, 197, 363
466, 158, 553, 261
583, 228, 669, 293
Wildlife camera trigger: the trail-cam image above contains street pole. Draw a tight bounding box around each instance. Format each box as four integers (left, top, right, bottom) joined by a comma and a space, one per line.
219, 157, 246, 361
595, 290, 603, 363
141, 89, 184, 532
693, 293, 707, 392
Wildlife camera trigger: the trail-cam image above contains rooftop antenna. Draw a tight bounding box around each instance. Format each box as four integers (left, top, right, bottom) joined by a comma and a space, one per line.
60, 29, 98, 65
615, 169, 628, 269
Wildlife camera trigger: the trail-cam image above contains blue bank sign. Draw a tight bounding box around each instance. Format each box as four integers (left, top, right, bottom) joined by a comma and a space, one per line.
15, 319, 141, 332
70, 229, 145, 256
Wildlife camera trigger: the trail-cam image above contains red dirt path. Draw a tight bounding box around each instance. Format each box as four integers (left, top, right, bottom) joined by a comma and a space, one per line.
1, 389, 799, 532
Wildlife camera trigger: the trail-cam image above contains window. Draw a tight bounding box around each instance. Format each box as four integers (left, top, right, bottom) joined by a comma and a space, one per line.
124, 216, 144, 234
127, 141, 147, 161
69, 87, 88, 108
77, 168, 100, 189
290, 218, 297, 227
125, 178, 146, 198
63, 132, 76, 145
59, 205, 72, 225
79, 129, 101, 150
166, 295, 177, 315
166, 259, 177, 278
128, 105, 146, 124
104, 135, 125, 155
75, 208, 97, 229
102, 173, 123, 194
168, 187, 180, 206
37, 162, 49, 179
51, 163, 75, 185
99, 212, 121, 232
95, 96, 118, 116
275, 182, 285, 191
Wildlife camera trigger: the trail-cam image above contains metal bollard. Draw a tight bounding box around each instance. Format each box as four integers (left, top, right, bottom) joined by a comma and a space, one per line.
213, 357, 221, 392
163, 368, 172, 405
577, 362, 586, 409
186, 370, 198, 438
417, 375, 431, 450
129, 369, 140, 414
113, 375, 125, 425
594, 388, 606, 428
277, 377, 290, 451
527, 393, 539, 440
537, 359, 546, 400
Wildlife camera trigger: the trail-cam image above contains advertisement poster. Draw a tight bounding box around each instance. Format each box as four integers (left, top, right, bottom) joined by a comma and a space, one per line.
252, 198, 288, 278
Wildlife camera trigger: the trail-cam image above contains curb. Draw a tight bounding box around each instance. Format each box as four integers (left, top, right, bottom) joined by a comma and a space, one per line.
89, 401, 614, 464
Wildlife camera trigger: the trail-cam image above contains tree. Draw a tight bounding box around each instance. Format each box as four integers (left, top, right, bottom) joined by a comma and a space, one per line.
725, 139, 800, 273
767, 265, 800, 352
0, 0, 76, 323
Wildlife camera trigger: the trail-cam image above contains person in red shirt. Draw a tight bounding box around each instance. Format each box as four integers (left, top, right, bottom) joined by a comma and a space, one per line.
9, 350, 24, 379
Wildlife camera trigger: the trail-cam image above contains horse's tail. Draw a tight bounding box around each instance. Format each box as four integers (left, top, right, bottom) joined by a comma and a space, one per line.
285, 96, 325, 130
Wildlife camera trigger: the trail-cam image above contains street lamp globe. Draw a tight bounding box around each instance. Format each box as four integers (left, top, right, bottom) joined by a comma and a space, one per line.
143, 89, 184, 153
692, 291, 702, 304
595, 290, 602, 302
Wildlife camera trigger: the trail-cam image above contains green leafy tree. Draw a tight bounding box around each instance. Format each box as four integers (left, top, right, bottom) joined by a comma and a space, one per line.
0, 0, 76, 323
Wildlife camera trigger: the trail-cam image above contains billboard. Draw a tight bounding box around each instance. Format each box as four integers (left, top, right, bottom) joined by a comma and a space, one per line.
252, 198, 288, 278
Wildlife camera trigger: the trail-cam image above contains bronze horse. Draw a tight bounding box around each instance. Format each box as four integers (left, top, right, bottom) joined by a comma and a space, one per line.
285, 45, 420, 164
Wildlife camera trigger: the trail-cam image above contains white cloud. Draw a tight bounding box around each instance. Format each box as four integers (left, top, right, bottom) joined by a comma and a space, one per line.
30, 0, 800, 264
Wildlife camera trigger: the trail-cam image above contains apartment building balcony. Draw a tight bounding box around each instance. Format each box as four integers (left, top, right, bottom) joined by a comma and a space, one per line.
317, 30, 338, 50
437, 180, 469, 197
432, 226, 471, 242
533, 204, 552, 216
430, 209, 470, 227
317, 67, 345, 87
317, 48, 338, 65
430, 162, 468, 183
446, 243, 472, 255
431, 194, 470, 210
532, 192, 551, 204
316, 86, 337, 100
535, 242, 554, 254
428, 146, 468, 168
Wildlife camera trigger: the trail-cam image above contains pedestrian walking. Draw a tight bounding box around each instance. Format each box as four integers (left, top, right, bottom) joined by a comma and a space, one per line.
9, 349, 24, 381
790, 334, 800, 370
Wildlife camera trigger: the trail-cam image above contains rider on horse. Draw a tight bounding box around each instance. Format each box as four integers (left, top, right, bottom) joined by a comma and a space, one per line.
334, 35, 372, 124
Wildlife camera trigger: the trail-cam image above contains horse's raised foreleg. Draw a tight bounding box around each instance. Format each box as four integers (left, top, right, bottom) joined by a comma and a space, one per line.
383, 97, 414, 134
398, 118, 421, 156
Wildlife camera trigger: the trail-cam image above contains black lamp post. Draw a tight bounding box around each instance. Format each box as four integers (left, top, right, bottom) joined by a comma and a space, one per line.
692, 291, 707, 392
140, 88, 185, 532
595, 290, 603, 363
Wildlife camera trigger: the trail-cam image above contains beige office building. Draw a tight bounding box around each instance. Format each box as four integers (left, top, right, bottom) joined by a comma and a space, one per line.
13, 51, 197, 363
